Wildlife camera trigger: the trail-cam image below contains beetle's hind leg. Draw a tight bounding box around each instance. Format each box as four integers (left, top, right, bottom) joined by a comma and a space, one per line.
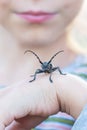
29, 69, 44, 82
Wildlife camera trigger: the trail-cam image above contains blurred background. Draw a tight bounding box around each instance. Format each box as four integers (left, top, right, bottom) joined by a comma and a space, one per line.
68, 0, 87, 54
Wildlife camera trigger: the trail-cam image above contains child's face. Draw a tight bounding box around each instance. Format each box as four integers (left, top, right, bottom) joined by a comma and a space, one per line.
0, 0, 83, 46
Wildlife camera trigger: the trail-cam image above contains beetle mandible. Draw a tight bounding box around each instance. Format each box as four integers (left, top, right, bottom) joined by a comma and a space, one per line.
24, 50, 66, 83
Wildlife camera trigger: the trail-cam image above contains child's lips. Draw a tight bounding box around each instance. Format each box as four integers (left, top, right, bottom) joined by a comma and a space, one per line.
15, 11, 57, 23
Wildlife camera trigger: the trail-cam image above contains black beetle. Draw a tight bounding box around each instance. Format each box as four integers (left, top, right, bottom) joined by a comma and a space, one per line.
24, 50, 66, 83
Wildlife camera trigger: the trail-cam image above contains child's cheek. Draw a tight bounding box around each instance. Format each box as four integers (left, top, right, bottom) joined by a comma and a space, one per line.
0, 0, 10, 22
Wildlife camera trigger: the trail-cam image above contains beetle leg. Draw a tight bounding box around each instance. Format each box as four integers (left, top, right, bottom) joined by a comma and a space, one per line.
57, 67, 66, 75
52, 67, 66, 75
29, 69, 44, 82
49, 73, 53, 83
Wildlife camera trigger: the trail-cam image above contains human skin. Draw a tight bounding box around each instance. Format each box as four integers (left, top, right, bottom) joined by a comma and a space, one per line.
0, 0, 85, 130
0, 1, 8, 21
0, 0, 83, 85
0, 74, 87, 130
0, 0, 83, 46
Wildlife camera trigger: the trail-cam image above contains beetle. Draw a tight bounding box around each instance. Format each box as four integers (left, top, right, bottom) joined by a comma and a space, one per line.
24, 50, 66, 83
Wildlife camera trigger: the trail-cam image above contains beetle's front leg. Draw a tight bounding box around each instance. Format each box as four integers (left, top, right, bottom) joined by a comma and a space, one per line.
29, 69, 44, 82
57, 67, 66, 75
52, 67, 66, 75
49, 73, 53, 83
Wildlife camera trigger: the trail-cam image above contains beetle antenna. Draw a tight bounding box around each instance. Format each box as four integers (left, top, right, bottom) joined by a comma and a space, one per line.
24, 50, 43, 64
48, 50, 64, 64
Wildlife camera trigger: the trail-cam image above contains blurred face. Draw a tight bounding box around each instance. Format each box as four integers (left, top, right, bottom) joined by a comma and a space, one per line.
0, 0, 83, 46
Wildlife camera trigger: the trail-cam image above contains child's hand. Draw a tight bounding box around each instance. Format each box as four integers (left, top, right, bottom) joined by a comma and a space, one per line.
0, 74, 87, 130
